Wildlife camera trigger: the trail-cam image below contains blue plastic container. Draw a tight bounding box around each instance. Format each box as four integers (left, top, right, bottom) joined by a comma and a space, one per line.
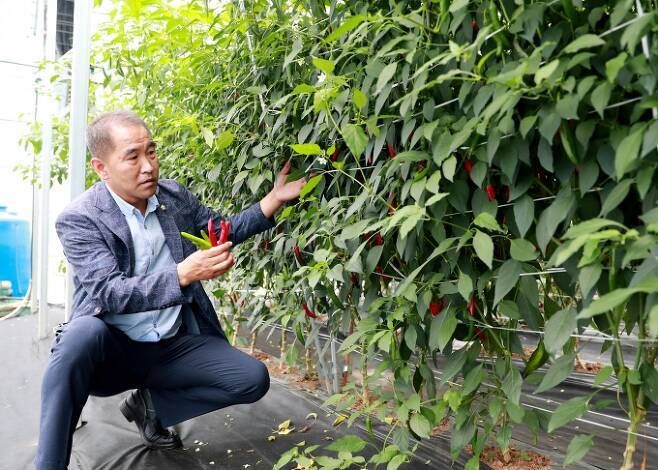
0, 205, 31, 297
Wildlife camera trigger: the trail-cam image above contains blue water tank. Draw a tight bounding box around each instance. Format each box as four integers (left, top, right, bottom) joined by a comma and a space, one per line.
0, 205, 31, 297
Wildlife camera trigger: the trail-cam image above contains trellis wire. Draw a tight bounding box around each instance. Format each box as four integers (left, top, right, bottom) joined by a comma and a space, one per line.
466, 319, 658, 345
267, 321, 658, 440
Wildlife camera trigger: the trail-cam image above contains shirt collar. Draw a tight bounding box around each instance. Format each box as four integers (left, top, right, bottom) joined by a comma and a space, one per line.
105, 183, 159, 218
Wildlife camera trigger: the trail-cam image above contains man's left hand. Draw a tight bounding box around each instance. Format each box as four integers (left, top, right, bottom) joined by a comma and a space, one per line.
272, 160, 307, 202
259, 160, 307, 218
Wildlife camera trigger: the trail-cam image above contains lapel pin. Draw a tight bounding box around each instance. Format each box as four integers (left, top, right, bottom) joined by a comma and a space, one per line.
159, 204, 167, 211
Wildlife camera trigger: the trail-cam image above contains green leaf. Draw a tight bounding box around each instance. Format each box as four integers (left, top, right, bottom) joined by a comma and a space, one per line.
502, 367, 522, 406
246, 85, 265, 94
564, 435, 594, 467
435, 309, 458, 351
536, 188, 575, 254
353, 89, 367, 111
201, 127, 214, 147
535, 59, 559, 86
312, 56, 335, 75
442, 156, 457, 182
615, 126, 646, 180
563, 218, 626, 239
520, 115, 538, 138
409, 413, 431, 439
300, 174, 323, 198
458, 271, 473, 301
326, 435, 367, 453
514, 195, 534, 238
591, 81, 612, 118
578, 278, 658, 319
563, 34, 605, 54
579, 264, 602, 298
605, 52, 628, 83
550, 235, 589, 267
325, 15, 366, 42
494, 259, 522, 306
387, 454, 407, 470
600, 179, 633, 215
341, 124, 368, 158
548, 396, 589, 433
292, 84, 315, 94
620, 11, 657, 53
345, 241, 367, 274
641, 363, 658, 406
216, 130, 234, 150
290, 143, 323, 155
341, 219, 373, 240
594, 366, 614, 386
510, 239, 538, 261
544, 308, 577, 355
536, 353, 575, 394
462, 364, 484, 396
449, 0, 469, 13
473, 230, 493, 269
648, 304, 658, 338
376, 62, 398, 95
285, 168, 306, 184
473, 212, 504, 232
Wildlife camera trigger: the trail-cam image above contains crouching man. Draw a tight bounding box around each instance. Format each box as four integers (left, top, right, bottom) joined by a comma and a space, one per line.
36, 111, 306, 469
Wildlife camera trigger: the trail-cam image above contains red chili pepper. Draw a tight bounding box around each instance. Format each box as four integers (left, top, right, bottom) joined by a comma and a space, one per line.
429, 297, 445, 317
471, 20, 480, 34
261, 239, 270, 250
302, 303, 317, 319
350, 273, 358, 285
331, 147, 340, 162
388, 201, 397, 215
475, 327, 485, 340
294, 244, 304, 262
219, 220, 231, 244
501, 186, 510, 202
464, 159, 472, 176
387, 144, 396, 158
375, 265, 391, 279
486, 184, 496, 201
468, 296, 477, 317
208, 218, 218, 247
374, 232, 384, 246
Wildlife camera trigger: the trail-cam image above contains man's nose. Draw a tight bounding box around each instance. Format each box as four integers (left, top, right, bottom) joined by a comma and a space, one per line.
140, 156, 154, 172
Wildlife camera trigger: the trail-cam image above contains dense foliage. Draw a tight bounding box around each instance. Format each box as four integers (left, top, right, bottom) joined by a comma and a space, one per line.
23, 0, 658, 468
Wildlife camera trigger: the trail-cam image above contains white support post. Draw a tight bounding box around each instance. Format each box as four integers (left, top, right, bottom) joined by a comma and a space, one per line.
36, 0, 58, 339
64, 0, 92, 322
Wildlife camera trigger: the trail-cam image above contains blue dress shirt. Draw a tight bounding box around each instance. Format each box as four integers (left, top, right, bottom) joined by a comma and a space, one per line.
102, 185, 182, 341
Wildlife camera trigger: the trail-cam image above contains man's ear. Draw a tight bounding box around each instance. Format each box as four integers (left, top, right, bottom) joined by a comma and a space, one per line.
90, 157, 108, 181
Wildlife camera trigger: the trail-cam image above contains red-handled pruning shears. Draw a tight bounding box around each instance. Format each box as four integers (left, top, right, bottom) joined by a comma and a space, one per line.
208, 218, 231, 247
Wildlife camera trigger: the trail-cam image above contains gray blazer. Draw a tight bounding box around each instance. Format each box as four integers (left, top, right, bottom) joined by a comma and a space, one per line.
55, 179, 276, 337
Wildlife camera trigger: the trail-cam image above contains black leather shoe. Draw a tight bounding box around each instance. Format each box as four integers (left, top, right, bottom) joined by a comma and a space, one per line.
119, 388, 182, 449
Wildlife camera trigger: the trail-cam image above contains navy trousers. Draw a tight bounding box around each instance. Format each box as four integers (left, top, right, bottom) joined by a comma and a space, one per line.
35, 315, 269, 470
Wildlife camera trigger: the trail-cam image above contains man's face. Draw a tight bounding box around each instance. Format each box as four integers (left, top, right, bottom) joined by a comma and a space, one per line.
91, 124, 159, 209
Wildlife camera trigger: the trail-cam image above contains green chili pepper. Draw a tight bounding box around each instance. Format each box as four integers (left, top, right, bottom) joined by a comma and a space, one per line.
181, 231, 212, 250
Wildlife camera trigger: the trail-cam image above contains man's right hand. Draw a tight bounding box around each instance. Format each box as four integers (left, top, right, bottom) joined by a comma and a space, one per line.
177, 242, 235, 287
